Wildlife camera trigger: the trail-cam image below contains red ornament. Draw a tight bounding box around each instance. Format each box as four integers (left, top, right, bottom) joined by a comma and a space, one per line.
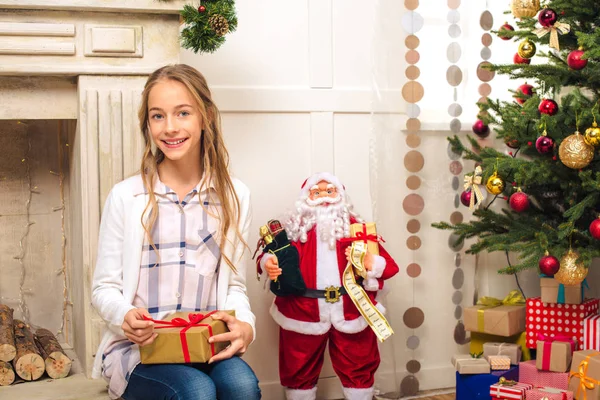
539, 99, 559, 116
538, 8, 558, 27
509, 190, 530, 212
499, 23, 514, 40
590, 218, 600, 239
514, 53, 531, 65
539, 254, 560, 276
567, 49, 588, 70
460, 190, 472, 207
536, 135, 555, 154
472, 119, 490, 138
515, 83, 534, 105
198, 5, 206, 12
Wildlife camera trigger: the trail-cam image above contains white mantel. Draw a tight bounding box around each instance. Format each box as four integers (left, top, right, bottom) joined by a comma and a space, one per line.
0, 1, 188, 376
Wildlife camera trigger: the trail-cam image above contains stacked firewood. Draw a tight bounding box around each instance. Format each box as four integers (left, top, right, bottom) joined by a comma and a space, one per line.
0, 304, 71, 386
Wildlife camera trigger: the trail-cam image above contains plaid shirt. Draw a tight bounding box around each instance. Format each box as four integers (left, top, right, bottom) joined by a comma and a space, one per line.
102, 178, 221, 399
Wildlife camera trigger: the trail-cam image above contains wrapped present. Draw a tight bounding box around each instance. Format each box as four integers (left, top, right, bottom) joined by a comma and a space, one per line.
525, 387, 573, 400
484, 342, 522, 365
464, 291, 526, 337
490, 377, 532, 399
526, 297, 599, 350
536, 334, 576, 372
139, 311, 233, 364
471, 332, 531, 361
519, 360, 569, 390
456, 367, 519, 400
456, 358, 490, 374
569, 350, 600, 400
349, 222, 382, 256
451, 353, 481, 367
583, 315, 600, 351
541, 277, 584, 305
488, 355, 511, 370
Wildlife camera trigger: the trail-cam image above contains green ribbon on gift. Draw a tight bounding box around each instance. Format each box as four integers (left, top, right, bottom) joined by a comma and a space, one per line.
476, 290, 526, 332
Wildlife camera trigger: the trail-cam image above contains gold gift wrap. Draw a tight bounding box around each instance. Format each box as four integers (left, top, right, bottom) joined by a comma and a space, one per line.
349, 223, 381, 256
483, 342, 522, 365
569, 350, 600, 400
140, 311, 233, 364
540, 277, 583, 305
471, 332, 531, 362
456, 358, 491, 374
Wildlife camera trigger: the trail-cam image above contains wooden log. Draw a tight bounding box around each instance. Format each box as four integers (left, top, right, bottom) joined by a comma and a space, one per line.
34, 328, 71, 379
0, 305, 16, 362
0, 361, 15, 386
13, 320, 44, 381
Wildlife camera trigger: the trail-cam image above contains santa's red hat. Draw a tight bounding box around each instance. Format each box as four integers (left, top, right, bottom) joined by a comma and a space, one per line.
299, 172, 345, 197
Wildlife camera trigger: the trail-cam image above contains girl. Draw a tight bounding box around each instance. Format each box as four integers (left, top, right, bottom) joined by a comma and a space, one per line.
91, 64, 260, 400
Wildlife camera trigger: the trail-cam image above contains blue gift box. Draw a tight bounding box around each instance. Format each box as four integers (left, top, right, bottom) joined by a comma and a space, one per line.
456, 365, 519, 400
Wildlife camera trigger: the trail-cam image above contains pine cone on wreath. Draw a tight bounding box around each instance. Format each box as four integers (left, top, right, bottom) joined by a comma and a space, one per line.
208, 14, 229, 37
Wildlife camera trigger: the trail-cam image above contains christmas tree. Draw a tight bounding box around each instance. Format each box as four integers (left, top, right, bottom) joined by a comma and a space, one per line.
433, 0, 600, 284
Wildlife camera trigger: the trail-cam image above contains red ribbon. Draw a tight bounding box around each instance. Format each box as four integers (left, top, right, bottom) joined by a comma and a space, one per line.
340, 223, 385, 246
143, 311, 217, 363
538, 333, 576, 371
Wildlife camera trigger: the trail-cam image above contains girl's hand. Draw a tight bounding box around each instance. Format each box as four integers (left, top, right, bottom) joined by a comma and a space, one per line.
208, 312, 254, 364
345, 247, 374, 271
122, 308, 157, 347
265, 256, 282, 280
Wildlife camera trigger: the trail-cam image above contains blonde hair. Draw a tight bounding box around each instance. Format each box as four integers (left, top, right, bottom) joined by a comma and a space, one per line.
138, 64, 243, 272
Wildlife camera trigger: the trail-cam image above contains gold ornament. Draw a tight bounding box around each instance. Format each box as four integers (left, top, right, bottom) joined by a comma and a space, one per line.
510, 0, 540, 19
518, 39, 537, 59
208, 14, 230, 37
486, 172, 505, 195
558, 131, 595, 169
584, 121, 600, 147
554, 249, 588, 286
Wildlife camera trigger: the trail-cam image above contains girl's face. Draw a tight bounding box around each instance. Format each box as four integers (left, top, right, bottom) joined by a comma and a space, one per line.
147, 79, 203, 165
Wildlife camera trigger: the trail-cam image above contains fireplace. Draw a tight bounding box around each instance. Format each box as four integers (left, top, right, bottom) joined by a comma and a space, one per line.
0, 1, 186, 377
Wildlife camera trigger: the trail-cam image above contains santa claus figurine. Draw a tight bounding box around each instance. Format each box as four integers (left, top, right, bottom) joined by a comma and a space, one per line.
257, 172, 399, 400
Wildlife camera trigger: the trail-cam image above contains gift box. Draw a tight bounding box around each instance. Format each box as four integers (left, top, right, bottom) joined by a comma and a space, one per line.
139, 311, 233, 364
488, 355, 511, 370
471, 332, 531, 362
490, 378, 532, 399
569, 350, 600, 400
464, 291, 526, 337
456, 367, 519, 400
483, 342, 522, 365
541, 277, 584, 305
456, 358, 490, 374
451, 353, 478, 367
583, 314, 600, 351
525, 387, 573, 400
349, 223, 380, 256
536, 335, 576, 372
519, 360, 569, 390
526, 297, 599, 350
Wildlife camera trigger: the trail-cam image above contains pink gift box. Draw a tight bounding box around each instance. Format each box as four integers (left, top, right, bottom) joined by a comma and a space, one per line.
518, 360, 569, 390
583, 314, 600, 351
489, 381, 532, 399
526, 298, 599, 350
525, 387, 573, 400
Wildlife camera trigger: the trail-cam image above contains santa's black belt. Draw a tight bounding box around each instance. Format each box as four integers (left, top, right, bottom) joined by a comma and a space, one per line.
302, 286, 347, 303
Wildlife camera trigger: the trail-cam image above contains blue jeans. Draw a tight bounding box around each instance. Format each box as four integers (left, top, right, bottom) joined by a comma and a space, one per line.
122, 356, 261, 400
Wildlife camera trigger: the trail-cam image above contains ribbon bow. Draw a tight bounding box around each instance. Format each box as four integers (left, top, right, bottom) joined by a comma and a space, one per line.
463, 166, 484, 210
143, 311, 217, 363
497, 377, 517, 387
570, 352, 600, 400
533, 22, 571, 50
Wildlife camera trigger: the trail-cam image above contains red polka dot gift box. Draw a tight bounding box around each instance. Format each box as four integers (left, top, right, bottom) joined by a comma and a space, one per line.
526, 297, 599, 350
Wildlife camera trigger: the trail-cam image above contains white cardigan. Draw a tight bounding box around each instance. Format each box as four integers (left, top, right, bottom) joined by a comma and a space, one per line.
91, 174, 255, 379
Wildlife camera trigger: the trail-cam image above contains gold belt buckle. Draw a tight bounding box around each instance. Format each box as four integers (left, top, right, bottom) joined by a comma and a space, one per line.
324, 286, 341, 303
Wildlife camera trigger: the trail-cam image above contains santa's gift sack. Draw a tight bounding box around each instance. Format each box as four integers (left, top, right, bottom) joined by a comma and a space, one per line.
483, 342, 522, 365
583, 314, 600, 351
489, 378, 532, 399
525, 387, 573, 400
464, 291, 526, 337
519, 360, 569, 390
568, 350, 600, 400
536, 335, 576, 372
263, 228, 306, 297
471, 332, 531, 362
526, 297, 599, 350
541, 277, 584, 305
